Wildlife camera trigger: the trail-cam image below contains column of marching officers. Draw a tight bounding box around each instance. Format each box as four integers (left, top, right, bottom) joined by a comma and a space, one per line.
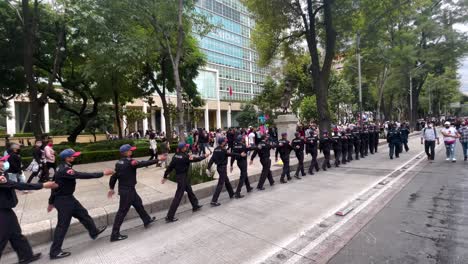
0, 124, 410, 263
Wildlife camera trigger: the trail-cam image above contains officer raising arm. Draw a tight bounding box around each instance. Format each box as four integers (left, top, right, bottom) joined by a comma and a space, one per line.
161, 142, 209, 223
0, 155, 58, 264
48, 149, 114, 260
108, 144, 167, 242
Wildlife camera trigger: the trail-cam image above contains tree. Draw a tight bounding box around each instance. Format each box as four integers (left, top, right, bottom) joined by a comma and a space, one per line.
245, 0, 355, 132
122, 108, 149, 135
85, 106, 114, 142
298, 96, 319, 123
236, 104, 258, 128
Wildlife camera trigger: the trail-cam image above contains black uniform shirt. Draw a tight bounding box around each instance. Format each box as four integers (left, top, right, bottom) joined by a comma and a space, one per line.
305, 135, 319, 153
49, 162, 103, 204
275, 139, 292, 158
387, 129, 402, 143
163, 152, 206, 178
7, 152, 22, 174
319, 137, 332, 151
251, 140, 275, 160
0, 173, 42, 209
109, 158, 158, 191
230, 142, 254, 166
352, 131, 361, 143
331, 135, 342, 150
208, 146, 239, 169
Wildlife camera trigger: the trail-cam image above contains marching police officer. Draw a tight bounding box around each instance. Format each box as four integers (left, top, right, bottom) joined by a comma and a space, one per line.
250, 134, 276, 190
319, 131, 332, 171
345, 128, 354, 162
360, 127, 367, 158
0, 155, 57, 263
368, 126, 375, 154
292, 132, 306, 179
352, 127, 361, 160
387, 124, 402, 159
331, 130, 342, 167
305, 130, 320, 175
230, 135, 254, 198
341, 130, 348, 164
276, 132, 294, 183
208, 137, 246, 206
374, 125, 380, 153
108, 144, 167, 242
48, 149, 114, 259
162, 142, 209, 222
400, 123, 410, 152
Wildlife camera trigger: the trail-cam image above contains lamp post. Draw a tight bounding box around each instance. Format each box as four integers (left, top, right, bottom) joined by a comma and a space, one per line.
357, 31, 363, 127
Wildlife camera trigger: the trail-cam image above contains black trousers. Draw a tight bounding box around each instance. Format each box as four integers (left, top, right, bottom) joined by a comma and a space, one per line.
45, 162, 57, 180
112, 188, 151, 237
341, 145, 348, 163
212, 165, 234, 202
0, 209, 34, 262
322, 150, 331, 169
347, 144, 353, 161
235, 159, 251, 194
295, 152, 305, 176
402, 140, 409, 152
354, 142, 361, 159
369, 139, 374, 154
374, 138, 379, 152
389, 142, 401, 158
425, 141, 436, 160
148, 149, 158, 160
50, 196, 99, 257
308, 150, 319, 173
363, 140, 369, 155
257, 158, 274, 188
280, 155, 291, 180
334, 149, 341, 167
167, 173, 199, 219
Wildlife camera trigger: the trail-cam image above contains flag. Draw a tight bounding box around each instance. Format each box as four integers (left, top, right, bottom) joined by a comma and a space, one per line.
229, 86, 233, 96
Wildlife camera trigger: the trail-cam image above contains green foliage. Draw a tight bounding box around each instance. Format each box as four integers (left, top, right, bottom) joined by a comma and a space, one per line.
236, 103, 258, 128
298, 96, 319, 123
252, 78, 282, 115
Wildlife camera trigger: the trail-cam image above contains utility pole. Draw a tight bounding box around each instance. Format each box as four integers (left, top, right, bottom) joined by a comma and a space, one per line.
357, 31, 363, 127
409, 73, 413, 126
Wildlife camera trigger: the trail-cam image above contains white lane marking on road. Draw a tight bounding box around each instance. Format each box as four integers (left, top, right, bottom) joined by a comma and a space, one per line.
251, 147, 428, 264
284, 146, 442, 264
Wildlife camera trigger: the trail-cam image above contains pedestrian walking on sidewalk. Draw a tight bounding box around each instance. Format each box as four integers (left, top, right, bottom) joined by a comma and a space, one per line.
230, 135, 255, 197
421, 122, 439, 161
306, 130, 320, 175
250, 134, 276, 190
7, 143, 26, 184
26, 140, 48, 183
108, 144, 167, 242
387, 124, 402, 159
162, 142, 209, 223
208, 137, 245, 206
0, 156, 58, 264
276, 133, 294, 183
148, 132, 158, 161
44, 138, 56, 180
457, 121, 468, 161
319, 131, 332, 171
441, 121, 460, 162
48, 149, 114, 260
292, 132, 306, 178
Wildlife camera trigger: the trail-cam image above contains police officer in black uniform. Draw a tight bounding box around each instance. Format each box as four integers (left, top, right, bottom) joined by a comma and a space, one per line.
374, 125, 380, 153
341, 130, 348, 164
400, 123, 410, 152
352, 127, 361, 160
331, 130, 342, 167
275, 132, 294, 183
305, 130, 320, 175
360, 127, 367, 158
230, 135, 254, 198
49, 149, 114, 259
319, 131, 332, 171
208, 137, 245, 206
292, 132, 306, 178
162, 142, 209, 222
387, 124, 402, 159
368, 126, 375, 154
345, 128, 354, 162
108, 144, 167, 242
0, 155, 57, 263
250, 134, 275, 190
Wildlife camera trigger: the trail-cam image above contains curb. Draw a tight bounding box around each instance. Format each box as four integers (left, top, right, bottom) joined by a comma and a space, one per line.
10, 132, 420, 251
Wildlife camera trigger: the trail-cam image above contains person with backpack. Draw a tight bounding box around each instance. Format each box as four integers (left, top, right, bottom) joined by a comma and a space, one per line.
421, 122, 439, 161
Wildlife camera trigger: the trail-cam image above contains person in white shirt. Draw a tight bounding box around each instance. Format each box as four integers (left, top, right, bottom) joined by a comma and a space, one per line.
441, 121, 460, 162
248, 129, 256, 147
44, 138, 56, 179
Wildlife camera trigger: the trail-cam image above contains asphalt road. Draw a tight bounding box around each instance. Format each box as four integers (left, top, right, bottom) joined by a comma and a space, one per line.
329, 143, 468, 264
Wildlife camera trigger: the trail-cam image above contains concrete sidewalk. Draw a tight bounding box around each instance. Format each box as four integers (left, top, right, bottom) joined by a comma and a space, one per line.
11, 134, 419, 249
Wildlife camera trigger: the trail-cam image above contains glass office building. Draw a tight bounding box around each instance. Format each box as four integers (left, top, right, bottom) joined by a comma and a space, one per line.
194, 0, 268, 102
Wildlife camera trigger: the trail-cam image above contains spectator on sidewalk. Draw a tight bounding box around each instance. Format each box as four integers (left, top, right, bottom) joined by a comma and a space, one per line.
441, 121, 460, 162
26, 140, 47, 183
458, 121, 468, 161
44, 138, 56, 179
7, 144, 26, 186
421, 122, 439, 161
148, 133, 158, 161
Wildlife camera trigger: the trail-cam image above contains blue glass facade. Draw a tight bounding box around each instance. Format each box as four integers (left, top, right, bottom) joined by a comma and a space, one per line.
194, 0, 268, 101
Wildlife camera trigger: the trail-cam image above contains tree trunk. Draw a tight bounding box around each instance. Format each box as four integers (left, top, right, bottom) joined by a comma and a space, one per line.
113, 88, 123, 139
67, 117, 88, 143
174, 65, 185, 139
